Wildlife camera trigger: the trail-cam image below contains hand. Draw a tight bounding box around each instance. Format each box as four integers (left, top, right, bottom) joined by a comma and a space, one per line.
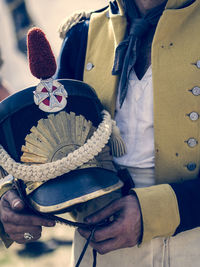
78, 194, 142, 255
0, 189, 56, 244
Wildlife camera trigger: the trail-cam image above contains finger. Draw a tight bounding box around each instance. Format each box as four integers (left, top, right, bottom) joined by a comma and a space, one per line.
78, 220, 121, 242
1, 209, 55, 227
85, 199, 122, 224
19, 214, 56, 227
89, 238, 124, 255
2, 190, 24, 211
9, 231, 42, 244
4, 224, 42, 235
92, 221, 121, 242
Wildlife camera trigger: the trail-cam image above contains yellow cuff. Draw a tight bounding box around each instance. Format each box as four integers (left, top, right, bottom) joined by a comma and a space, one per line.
133, 184, 180, 244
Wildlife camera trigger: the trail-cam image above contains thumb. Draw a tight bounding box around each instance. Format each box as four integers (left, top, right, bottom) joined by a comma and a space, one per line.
3, 190, 25, 211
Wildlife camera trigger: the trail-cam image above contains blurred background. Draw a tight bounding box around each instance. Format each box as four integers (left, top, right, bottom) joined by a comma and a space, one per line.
0, 0, 107, 266
0, 0, 108, 93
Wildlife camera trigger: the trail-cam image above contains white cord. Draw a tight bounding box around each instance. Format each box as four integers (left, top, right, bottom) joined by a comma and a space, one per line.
0, 110, 112, 182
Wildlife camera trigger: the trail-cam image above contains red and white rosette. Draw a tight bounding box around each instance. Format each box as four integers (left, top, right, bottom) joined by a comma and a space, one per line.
34, 78, 68, 113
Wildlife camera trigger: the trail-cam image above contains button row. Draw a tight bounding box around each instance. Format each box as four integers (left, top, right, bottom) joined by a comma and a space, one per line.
186, 84, 198, 170
186, 63, 200, 171
188, 86, 199, 120
179, 61, 200, 171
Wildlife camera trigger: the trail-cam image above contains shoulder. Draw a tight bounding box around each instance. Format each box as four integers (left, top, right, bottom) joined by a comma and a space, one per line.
59, 11, 91, 39
59, 5, 109, 39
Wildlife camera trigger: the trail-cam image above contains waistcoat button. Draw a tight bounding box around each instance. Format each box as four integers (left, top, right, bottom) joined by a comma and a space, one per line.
191, 87, 200, 96
187, 138, 198, 148
187, 162, 197, 171
196, 60, 200, 69
86, 62, 94, 71
189, 112, 199, 121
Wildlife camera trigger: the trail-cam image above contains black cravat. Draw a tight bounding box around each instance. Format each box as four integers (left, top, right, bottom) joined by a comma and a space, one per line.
112, 1, 167, 107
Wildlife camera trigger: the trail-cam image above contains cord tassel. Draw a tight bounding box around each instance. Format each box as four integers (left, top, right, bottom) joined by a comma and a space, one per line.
109, 120, 127, 157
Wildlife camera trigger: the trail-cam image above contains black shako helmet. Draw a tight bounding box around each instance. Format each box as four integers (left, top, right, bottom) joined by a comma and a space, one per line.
0, 28, 126, 214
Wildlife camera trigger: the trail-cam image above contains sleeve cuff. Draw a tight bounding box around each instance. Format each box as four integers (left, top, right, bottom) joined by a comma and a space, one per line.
132, 184, 180, 244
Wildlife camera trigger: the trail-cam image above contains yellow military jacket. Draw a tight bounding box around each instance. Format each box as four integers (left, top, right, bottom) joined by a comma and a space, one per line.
79, 0, 200, 242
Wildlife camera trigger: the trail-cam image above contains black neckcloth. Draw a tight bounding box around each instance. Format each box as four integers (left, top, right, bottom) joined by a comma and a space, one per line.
112, 0, 167, 107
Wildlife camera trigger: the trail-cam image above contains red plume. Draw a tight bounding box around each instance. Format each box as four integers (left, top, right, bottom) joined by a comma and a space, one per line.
27, 27, 57, 79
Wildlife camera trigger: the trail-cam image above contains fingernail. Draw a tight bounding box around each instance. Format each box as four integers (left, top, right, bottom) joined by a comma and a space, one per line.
13, 200, 22, 208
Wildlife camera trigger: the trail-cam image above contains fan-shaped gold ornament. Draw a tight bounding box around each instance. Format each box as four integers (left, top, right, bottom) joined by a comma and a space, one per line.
21, 111, 115, 172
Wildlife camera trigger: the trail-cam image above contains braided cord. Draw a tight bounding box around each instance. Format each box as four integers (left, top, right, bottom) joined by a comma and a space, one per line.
0, 110, 112, 182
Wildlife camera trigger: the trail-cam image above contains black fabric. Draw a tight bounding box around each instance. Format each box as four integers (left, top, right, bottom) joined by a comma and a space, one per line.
56, 4, 109, 80
112, 1, 167, 107
56, 21, 89, 80
171, 178, 200, 235
117, 168, 135, 195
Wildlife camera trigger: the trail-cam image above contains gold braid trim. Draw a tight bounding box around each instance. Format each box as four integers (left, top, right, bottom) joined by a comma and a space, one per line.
59, 11, 91, 39
0, 111, 112, 182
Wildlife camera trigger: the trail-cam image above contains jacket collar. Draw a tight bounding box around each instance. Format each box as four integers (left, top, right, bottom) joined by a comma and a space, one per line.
166, 0, 195, 9
116, 0, 194, 13
111, 0, 193, 46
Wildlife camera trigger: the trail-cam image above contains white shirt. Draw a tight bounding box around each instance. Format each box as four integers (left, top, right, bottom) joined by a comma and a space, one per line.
114, 66, 155, 168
